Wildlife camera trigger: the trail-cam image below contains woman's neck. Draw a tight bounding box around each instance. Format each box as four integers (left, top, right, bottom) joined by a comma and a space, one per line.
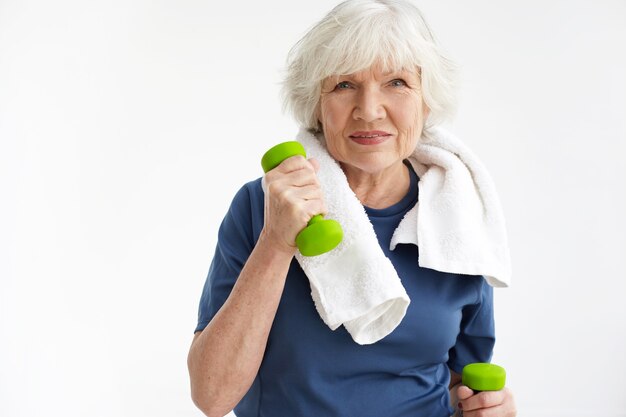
341, 161, 410, 209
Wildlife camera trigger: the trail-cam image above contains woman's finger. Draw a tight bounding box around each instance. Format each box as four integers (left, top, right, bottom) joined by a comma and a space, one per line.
460, 404, 501, 417
456, 385, 474, 401
460, 389, 504, 411
308, 157, 320, 173
266, 163, 319, 189
272, 154, 310, 174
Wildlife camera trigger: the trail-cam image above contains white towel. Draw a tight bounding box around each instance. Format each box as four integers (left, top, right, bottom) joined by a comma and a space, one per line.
398, 127, 512, 288
290, 126, 511, 345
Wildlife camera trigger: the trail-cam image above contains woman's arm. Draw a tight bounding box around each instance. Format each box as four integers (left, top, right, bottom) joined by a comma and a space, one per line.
449, 369, 462, 390
188, 155, 324, 417
187, 234, 294, 417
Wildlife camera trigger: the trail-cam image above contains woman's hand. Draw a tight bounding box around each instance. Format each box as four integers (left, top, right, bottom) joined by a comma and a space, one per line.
260, 155, 326, 256
456, 385, 517, 416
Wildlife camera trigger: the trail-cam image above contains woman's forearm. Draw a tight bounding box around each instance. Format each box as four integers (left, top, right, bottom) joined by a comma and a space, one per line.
187, 232, 294, 417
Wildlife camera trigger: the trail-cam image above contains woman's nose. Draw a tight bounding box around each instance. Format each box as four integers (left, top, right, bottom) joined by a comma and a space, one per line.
353, 87, 385, 122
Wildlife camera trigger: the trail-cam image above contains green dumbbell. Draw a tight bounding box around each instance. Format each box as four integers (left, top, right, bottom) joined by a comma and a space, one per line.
462, 363, 506, 393
261, 141, 343, 257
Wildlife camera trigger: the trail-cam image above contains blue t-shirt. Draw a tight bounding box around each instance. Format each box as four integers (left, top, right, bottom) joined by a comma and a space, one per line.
195, 162, 495, 417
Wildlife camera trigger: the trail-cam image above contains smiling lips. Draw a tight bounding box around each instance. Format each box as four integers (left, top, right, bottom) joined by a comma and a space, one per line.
349, 130, 392, 145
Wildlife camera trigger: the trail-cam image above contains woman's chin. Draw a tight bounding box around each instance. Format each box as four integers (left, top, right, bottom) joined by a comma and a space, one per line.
339, 158, 400, 176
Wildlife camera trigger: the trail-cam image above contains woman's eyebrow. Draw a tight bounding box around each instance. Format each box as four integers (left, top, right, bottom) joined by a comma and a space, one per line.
323, 70, 417, 84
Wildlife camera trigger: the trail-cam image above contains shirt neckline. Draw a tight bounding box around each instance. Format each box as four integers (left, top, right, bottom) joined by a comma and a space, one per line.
364, 161, 419, 218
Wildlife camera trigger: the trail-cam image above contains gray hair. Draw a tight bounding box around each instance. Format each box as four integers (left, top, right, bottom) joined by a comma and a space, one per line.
281, 0, 459, 131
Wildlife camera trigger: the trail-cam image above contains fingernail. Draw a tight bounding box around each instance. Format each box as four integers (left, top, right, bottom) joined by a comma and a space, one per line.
457, 402, 463, 410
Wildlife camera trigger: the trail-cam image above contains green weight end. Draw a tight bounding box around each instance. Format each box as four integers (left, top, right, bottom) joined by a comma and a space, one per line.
462, 363, 506, 392
261, 141, 307, 173
296, 219, 343, 256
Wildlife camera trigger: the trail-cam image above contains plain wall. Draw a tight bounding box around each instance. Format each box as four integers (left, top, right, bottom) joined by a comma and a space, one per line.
1, 1, 625, 416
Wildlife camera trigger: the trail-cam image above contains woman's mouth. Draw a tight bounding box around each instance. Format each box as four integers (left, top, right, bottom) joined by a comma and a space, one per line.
349, 131, 392, 145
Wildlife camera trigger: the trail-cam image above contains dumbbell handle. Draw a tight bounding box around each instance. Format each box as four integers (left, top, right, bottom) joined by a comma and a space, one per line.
308, 214, 324, 226
261, 141, 343, 257
261, 142, 328, 227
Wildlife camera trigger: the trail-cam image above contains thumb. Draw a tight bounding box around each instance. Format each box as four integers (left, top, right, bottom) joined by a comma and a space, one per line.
308, 157, 320, 173
456, 385, 475, 401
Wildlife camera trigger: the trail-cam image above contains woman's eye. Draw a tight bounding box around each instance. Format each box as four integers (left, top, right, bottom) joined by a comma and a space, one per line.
335, 81, 351, 90
390, 79, 407, 87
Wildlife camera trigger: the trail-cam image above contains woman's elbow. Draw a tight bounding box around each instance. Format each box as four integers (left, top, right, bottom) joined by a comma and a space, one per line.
190, 389, 231, 417
188, 356, 223, 416
188, 366, 228, 417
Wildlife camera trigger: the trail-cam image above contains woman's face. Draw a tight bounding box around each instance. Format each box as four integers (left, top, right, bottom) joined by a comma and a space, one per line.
318, 64, 429, 176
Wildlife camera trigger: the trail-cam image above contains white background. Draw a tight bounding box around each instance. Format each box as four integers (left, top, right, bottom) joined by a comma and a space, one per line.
1, 0, 625, 416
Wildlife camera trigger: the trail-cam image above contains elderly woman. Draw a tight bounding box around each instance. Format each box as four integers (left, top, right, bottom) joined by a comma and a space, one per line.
188, 1, 516, 416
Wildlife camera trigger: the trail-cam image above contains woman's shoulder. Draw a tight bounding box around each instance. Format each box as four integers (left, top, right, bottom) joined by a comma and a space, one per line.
231, 177, 264, 211
224, 177, 265, 243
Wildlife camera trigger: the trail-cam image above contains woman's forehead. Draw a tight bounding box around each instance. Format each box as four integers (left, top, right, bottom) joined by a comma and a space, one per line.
325, 65, 419, 81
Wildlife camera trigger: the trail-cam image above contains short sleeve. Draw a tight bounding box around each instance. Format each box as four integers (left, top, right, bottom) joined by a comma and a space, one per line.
194, 182, 260, 333
447, 278, 496, 374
